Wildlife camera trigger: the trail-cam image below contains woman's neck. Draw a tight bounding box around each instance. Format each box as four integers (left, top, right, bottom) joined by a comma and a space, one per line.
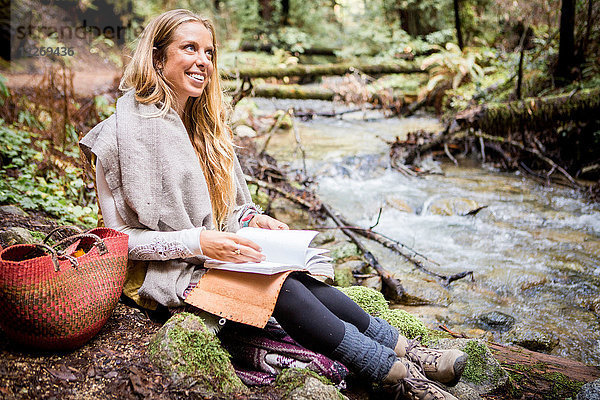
175, 95, 188, 118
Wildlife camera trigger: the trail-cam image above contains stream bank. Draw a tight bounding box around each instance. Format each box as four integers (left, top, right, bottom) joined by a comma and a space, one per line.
241, 97, 600, 366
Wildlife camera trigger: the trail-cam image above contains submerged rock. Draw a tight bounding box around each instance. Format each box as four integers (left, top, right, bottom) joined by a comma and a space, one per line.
397, 275, 451, 306
577, 378, 600, 400
506, 324, 560, 352
433, 338, 509, 396
385, 196, 414, 213
427, 197, 482, 216
147, 313, 248, 397
477, 311, 515, 332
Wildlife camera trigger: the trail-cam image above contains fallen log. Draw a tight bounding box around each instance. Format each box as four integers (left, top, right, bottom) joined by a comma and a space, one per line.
239, 41, 337, 56
455, 87, 600, 135
224, 82, 417, 107
221, 60, 423, 80
225, 82, 335, 101
488, 342, 600, 399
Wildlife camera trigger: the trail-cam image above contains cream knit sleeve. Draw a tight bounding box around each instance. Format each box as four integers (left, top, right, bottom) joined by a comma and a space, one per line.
96, 162, 205, 261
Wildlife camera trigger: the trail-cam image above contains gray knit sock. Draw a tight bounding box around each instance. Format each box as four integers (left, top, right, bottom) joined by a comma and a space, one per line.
332, 321, 397, 382
364, 315, 400, 350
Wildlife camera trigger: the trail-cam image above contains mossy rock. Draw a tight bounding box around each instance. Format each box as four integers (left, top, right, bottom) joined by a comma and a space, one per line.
0, 227, 35, 246
329, 242, 361, 262
433, 338, 509, 395
275, 368, 346, 400
147, 312, 248, 397
337, 286, 432, 341
334, 264, 356, 288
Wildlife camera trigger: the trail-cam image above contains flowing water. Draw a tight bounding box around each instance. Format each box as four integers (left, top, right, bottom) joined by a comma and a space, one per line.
249, 98, 600, 365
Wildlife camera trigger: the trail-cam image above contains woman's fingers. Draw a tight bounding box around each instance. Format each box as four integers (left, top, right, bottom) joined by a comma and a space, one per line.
233, 243, 265, 263
200, 230, 265, 262
236, 236, 262, 252
251, 214, 289, 230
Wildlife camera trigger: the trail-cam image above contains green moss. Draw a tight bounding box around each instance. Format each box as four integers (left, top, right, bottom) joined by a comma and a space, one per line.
330, 242, 360, 262
379, 309, 429, 340
461, 340, 504, 384
248, 183, 270, 211
338, 286, 434, 342
337, 285, 389, 316
334, 266, 356, 288
543, 372, 585, 398
28, 229, 46, 243
148, 313, 246, 395
501, 362, 585, 399
275, 368, 345, 400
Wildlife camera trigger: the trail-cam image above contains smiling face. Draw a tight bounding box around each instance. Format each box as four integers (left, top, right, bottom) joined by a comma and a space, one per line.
159, 21, 215, 113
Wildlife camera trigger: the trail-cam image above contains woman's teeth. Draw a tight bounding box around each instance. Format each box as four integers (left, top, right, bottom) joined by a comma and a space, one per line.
187, 73, 204, 82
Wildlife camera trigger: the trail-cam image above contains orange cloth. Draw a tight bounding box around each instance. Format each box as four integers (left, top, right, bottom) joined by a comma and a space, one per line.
184, 269, 292, 328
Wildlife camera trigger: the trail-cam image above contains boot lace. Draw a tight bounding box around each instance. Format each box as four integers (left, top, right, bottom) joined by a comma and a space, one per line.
390, 361, 447, 400
405, 336, 441, 371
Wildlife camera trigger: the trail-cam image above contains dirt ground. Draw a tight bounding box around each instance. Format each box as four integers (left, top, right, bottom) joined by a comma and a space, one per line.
0, 302, 170, 400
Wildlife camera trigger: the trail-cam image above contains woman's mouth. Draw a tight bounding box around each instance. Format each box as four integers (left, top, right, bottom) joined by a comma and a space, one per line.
186, 72, 205, 83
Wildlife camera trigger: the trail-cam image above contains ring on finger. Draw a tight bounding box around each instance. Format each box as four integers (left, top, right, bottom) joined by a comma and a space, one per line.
233, 246, 241, 255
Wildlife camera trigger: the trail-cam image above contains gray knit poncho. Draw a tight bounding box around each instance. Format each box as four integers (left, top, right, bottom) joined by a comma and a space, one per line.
80, 90, 253, 307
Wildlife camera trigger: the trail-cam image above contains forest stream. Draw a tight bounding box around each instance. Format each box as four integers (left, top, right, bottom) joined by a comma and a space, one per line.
252, 98, 600, 367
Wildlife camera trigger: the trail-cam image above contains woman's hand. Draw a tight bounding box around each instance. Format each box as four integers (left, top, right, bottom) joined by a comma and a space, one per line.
249, 214, 289, 230
199, 230, 266, 263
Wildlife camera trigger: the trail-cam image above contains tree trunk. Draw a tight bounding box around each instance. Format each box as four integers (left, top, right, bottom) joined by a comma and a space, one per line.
580, 0, 594, 63
259, 0, 274, 20
556, 0, 576, 81
281, 0, 290, 25
489, 342, 600, 399
223, 82, 418, 107
239, 41, 336, 56
221, 61, 423, 79
455, 87, 600, 134
453, 0, 464, 49
224, 82, 335, 100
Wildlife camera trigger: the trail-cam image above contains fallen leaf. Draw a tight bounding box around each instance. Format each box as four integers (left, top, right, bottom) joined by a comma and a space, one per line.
129, 372, 150, 396
46, 367, 78, 382
104, 371, 118, 379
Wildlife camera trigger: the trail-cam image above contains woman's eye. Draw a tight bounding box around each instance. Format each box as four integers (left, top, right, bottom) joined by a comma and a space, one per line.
206, 49, 214, 58
184, 44, 195, 51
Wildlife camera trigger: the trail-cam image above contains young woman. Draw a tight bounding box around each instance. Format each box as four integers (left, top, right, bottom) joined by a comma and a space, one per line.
80, 9, 465, 400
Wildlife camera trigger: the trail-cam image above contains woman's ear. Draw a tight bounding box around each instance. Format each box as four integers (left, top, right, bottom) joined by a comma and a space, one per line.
153, 47, 164, 72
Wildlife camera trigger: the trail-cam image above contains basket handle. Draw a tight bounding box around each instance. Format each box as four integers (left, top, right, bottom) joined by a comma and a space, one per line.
52, 233, 108, 257
43, 226, 84, 245
24, 243, 70, 272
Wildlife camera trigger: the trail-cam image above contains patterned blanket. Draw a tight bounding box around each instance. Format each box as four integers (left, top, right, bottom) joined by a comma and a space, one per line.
219, 319, 349, 388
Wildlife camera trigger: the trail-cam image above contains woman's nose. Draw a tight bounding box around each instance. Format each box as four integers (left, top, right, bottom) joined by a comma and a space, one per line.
196, 52, 211, 67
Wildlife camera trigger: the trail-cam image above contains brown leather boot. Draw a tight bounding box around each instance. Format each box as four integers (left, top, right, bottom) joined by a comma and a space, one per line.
394, 336, 468, 387
383, 358, 458, 400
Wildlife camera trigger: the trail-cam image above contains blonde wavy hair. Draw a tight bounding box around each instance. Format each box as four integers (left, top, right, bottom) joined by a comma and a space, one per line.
120, 9, 236, 230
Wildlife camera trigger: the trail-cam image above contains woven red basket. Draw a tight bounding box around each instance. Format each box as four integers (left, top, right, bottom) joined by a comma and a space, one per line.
0, 227, 128, 350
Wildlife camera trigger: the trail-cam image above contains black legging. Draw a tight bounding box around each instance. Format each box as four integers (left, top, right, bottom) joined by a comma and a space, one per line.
271, 272, 370, 356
